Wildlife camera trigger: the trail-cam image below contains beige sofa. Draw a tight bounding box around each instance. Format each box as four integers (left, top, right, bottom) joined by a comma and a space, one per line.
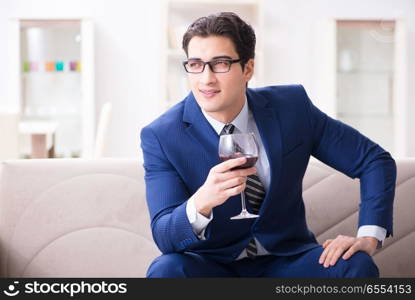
0, 158, 413, 277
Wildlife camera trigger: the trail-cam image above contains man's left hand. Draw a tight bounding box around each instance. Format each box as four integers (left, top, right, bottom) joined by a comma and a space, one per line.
319, 235, 378, 268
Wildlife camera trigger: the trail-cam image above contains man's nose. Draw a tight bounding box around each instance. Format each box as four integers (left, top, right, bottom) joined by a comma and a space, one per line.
200, 64, 217, 84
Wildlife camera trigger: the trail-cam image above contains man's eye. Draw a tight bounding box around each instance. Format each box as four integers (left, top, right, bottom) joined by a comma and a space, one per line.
212, 60, 229, 66
189, 61, 203, 68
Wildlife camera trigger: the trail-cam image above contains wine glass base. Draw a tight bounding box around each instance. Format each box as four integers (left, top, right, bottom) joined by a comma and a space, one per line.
230, 211, 259, 220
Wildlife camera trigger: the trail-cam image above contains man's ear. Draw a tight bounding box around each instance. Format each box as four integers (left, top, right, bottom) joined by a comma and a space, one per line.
243, 59, 255, 82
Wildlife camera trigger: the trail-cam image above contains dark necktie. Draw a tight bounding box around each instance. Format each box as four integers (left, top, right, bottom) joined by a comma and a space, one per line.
220, 124, 266, 258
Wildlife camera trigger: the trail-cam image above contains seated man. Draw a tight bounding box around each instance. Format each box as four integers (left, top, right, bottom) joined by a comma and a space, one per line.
140, 12, 396, 277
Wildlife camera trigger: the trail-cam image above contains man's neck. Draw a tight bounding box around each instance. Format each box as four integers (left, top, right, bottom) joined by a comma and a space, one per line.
205, 112, 238, 124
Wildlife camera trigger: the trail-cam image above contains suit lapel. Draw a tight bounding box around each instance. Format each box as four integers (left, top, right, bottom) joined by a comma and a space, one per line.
247, 89, 283, 203
183, 92, 220, 168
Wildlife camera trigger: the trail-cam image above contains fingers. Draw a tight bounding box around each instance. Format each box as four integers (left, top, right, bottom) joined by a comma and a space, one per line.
343, 237, 377, 259
219, 167, 257, 182
322, 239, 333, 248
201, 158, 257, 209
319, 236, 377, 267
214, 157, 247, 173
319, 235, 355, 268
342, 244, 359, 260
328, 248, 346, 267
209, 166, 255, 190
224, 182, 246, 197
220, 176, 246, 190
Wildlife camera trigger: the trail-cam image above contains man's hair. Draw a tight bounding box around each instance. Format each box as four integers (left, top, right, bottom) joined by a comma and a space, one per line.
182, 12, 256, 69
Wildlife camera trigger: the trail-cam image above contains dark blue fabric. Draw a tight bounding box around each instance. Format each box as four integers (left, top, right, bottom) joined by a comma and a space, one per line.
140, 84, 396, 267
147, 247, 379, 278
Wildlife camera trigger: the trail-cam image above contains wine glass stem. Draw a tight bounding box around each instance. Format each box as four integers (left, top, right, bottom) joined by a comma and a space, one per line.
240, 191, 247, 212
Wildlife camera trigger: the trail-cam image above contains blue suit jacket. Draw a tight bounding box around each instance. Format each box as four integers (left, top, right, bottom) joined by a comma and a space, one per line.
140, 85, 396, 263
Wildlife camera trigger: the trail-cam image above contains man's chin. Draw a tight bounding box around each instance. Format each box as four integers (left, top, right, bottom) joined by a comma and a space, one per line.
195, 97, 221, 112
198, 102, 223, 113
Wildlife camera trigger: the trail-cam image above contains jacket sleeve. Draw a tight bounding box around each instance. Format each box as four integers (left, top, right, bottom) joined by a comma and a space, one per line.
303, 87, 396, 237
140, 126, 202, 254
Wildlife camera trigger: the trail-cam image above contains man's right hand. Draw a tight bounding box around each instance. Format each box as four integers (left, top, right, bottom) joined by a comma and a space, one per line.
193, 157, 257, 217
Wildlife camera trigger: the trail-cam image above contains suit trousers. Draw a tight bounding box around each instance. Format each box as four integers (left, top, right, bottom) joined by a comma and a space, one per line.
146, 245, 379, 278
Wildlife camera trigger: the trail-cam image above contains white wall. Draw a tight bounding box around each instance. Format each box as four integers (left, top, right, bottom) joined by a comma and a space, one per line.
1, 0, 415, 158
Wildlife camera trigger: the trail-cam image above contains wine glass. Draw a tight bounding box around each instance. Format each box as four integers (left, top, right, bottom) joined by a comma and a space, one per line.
218, 132, 259, 220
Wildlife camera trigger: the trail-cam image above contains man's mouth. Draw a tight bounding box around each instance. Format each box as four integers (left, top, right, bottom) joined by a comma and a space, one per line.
199, 89, 220, 98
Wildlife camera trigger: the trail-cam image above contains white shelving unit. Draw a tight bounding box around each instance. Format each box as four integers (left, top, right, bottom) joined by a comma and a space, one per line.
311, 18, 408, 157
336, 21, 395, 153
8, 18, 95, 158
161, 0, 263, 112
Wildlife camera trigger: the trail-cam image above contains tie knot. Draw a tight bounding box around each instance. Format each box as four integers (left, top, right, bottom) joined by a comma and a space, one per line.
221, 124, 235, 135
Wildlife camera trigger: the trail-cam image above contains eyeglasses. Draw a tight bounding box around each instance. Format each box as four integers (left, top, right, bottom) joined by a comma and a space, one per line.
183, 58, 242, 73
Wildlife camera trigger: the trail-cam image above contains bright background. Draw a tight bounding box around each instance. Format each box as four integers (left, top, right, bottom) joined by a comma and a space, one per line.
0, 0, 414, 161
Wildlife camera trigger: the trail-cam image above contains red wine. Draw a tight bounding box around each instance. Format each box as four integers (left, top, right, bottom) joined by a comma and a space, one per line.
219, 154, 258, 169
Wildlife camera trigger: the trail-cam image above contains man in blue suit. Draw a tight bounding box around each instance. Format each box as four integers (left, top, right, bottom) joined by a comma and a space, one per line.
140, 12, 396, 277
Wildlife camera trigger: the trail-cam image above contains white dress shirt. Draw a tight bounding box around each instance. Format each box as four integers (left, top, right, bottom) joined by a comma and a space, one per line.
186, 98, 386, 259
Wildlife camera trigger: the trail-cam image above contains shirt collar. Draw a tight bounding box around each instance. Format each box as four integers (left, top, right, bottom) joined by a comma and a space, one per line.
201, 97, 249, 135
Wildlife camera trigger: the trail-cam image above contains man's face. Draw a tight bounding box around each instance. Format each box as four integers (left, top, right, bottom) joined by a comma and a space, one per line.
186, 35, 254, 123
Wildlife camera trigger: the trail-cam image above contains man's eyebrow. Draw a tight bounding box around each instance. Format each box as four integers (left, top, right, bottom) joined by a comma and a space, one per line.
212, 55, 233, 60
187, 55, 233, 61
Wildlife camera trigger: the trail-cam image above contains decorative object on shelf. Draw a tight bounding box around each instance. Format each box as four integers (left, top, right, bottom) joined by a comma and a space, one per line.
55, 61, 64, 71
69, 61, 81, 72
22, 60, 82, 73
23, 61, 40, 72
30, 61, 38, 72
69, 61, 77, 71
45, 61, 55, 72
23, 61, 30, 72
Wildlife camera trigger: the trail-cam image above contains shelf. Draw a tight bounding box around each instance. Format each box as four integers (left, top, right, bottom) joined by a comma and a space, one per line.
337, 70, 393, 74
12, 18, 95, 158
22, 72, 81, 77
22, 111, 80, 118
